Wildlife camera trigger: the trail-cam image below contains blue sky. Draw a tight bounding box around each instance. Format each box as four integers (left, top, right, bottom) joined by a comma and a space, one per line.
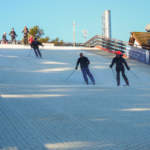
0, 0, 150, 43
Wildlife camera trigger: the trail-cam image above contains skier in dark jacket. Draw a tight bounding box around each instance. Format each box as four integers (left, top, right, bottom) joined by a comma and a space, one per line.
31, 38, 43, 58
9, 28, 17, 44
75, 53, 95, 85
22, 26, 29, 45
1, 32, 8, 44
110, 51, 130, 86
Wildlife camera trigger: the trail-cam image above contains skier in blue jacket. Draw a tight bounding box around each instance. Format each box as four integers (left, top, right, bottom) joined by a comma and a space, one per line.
75, 53, 95, 85
110, 51, 130, 86
31, 38, 43, 58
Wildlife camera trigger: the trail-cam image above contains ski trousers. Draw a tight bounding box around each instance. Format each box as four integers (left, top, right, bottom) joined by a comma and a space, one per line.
81, 67, 95, 84
33, 47, 42, 58
116, 69, 129, 86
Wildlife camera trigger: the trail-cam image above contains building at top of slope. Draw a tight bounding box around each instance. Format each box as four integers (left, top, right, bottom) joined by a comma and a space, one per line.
128, 32, 150, 50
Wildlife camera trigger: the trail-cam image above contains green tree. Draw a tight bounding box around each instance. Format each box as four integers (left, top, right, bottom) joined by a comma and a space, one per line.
29, 26, 50, 43
29, 26, 44, 39
39, 37, 50, 43
51, 38, 64, 46
59, 40, 64, 46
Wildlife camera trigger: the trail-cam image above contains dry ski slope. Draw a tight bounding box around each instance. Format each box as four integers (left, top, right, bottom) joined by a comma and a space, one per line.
0, 48, 150, 150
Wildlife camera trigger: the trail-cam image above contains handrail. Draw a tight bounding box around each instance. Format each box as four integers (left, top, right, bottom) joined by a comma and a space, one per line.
84, 35, 150, 52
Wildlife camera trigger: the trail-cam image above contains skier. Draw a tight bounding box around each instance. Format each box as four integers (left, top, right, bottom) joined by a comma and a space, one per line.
1, 32, 8, 44
9, 28, 17, 44
31, 37, 43, 58
109, 51, 130, 86
22, 26, 29, 45
28, 35, 34, 47
75, 53, 95, 85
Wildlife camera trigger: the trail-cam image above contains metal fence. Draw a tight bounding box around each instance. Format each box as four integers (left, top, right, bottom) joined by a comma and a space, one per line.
84, 35, 150, 64
84, 35, 127, 53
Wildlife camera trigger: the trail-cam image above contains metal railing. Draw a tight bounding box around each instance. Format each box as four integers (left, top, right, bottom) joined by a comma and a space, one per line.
84, 35, 127, 53
84, 35, 150, 52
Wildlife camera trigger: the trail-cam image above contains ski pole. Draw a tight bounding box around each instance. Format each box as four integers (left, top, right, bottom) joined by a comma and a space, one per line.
130, 70, 139, 79
27, 49, 32, 57
111, 68, 117, 84
65, 70, 76, 81
111, 68, 115, 79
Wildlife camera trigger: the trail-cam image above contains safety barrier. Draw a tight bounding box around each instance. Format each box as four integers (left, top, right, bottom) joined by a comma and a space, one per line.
127, 46, 150, 64
84, 35, 128, 57
84, 35, 150, 64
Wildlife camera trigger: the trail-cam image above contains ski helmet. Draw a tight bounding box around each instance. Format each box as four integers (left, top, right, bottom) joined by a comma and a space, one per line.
116, 51, 122, 55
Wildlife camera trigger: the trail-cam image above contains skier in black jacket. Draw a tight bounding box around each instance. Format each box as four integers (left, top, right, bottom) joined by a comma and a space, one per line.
22, 26, 29, 45
110, 51, 130, 86
75, 53, 95, 85
1, 32, 8, 44
31, 38, 43, 58
9, 28, 17, 44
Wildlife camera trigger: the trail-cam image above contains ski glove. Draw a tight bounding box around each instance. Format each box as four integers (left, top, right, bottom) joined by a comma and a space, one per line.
75, 67, 78, 70
109, 65, 112, 68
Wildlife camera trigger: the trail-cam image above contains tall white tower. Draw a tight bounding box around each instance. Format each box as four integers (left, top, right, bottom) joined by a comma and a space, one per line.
102, 10, 111, 39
